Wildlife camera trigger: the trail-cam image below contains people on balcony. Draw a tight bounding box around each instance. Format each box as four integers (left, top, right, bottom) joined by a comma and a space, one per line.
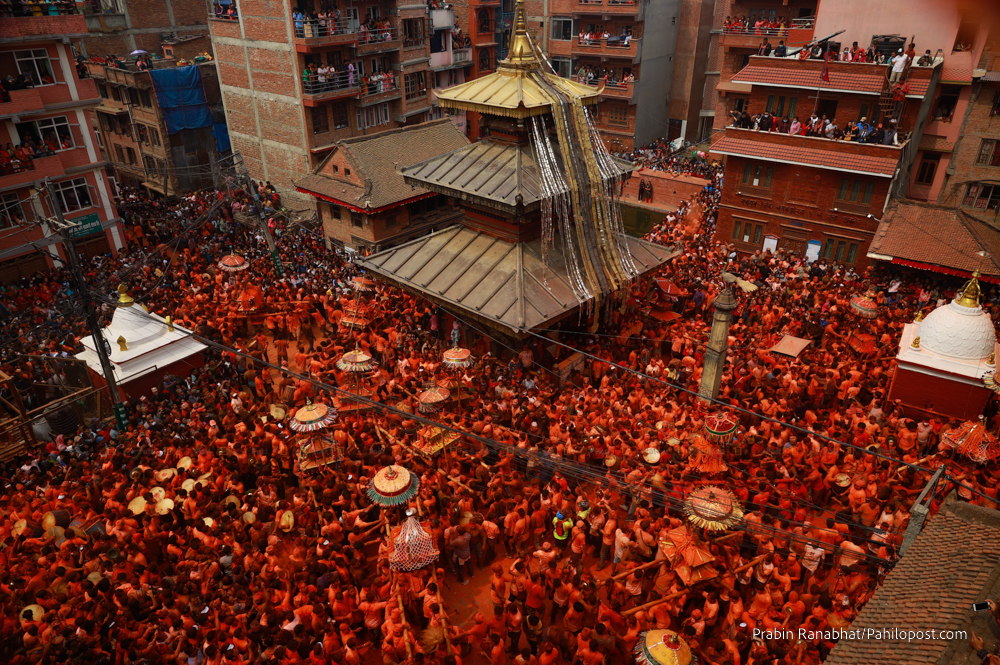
303, 62, 362, 94
359, 16, 394, 44
729, 110, 900, 145
723, 15, 789, 37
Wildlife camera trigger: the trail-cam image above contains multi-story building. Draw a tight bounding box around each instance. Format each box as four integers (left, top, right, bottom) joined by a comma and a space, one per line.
711, 56, 938, 269
0, 8, 123, 282
80, 0, 211, 62
84, 60, 226, 197
295, 119, 468, 252
428, 6, 472, 134
207, 0, 446, 204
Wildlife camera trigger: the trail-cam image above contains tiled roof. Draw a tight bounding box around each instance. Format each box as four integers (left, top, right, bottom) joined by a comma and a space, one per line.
358, 225, 675, 333
710, 136, 900, 177
868, 200, 1000, 278
294, 120, 470, 211
716, 80, 752, 94
826, 501, 1000, 665
918, 135, 955, 153
732, 64, 886, 94
907, 76, 931, 98
940, 66, 973, 84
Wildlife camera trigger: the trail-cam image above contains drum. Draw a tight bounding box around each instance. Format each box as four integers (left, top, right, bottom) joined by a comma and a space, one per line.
12, 520, 43, 538
42, 510, 71, 530
84, 520, 107, 537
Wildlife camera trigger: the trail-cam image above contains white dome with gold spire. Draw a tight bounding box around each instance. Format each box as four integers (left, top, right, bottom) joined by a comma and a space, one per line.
918, 273, 997, 360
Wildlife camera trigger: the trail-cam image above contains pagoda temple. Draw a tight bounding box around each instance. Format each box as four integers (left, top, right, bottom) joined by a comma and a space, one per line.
357, 0, 675, 338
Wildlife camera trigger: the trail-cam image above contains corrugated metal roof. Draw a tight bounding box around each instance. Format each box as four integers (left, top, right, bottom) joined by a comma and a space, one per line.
359, 225, 675, 333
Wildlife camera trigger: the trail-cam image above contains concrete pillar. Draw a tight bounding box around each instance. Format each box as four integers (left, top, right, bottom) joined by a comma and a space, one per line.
698, 287, 738, 402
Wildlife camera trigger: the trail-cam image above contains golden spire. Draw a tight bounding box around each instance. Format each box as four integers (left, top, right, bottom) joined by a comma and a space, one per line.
500, 0, 538, 71
117, 284, 134, 307
955, 270, 982, 308
116, 335, 128, 352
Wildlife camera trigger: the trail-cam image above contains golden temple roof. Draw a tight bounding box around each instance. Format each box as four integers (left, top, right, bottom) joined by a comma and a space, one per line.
434, 0, 601, 118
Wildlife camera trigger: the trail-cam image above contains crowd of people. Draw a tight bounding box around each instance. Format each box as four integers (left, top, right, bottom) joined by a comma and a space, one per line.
1, 145, 999, 665
728, 110, 901, 145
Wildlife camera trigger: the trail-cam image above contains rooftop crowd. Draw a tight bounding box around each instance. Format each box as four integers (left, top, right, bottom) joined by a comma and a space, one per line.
1, 147, 999, 665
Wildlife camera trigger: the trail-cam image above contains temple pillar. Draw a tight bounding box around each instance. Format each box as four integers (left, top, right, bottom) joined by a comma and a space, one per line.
698, 288, 738, 402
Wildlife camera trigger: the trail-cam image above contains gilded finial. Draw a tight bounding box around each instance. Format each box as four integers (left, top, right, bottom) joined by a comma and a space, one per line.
166, 315, 174, 332
914, 310, 923, 323
955, 270, 982, 308
500, 0, 538, 69
989, 352, 996, 366
116, 335, 128, 352
911, 336, 921, 349
117, 284, 134, 307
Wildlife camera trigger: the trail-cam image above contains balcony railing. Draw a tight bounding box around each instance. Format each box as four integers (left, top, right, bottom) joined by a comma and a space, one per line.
359, 25, 398, 45
791, 17, 815, 28
454, 48, 471, 64
85, 0, 122, 13
573, 36, 639, 58
721, 25, 789, 38
303, 72, 361, 95
211, 8, 240, 21
361, 74, 399, 97
4, 3, 81, 16
295, 17, 355, 39
0, 159, 35, 177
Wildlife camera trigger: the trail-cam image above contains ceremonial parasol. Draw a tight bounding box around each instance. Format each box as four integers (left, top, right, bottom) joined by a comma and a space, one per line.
390, 513, 440, 571
337, 349, 376, 373
687, 435, 727, 474
298, 436, 342, 472
340, 314, 369, 330
635, 630, 695, 665
290, 402, 337, 432
944, 418, 1000, 464
850, 287, 879, 319
368, 465, 420, 507
351, 275, 377, 292
703, 411, 738, 445
442, 346, 474, 369
417, 386, 450, 413
218, 254, 248, 272
684, 485, 744, 531
983, 372, 1000, 395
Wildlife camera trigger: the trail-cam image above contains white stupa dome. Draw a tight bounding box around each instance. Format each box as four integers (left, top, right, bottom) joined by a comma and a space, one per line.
918, 275, 996, 360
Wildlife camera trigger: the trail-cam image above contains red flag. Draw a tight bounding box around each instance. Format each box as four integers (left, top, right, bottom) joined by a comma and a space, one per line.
821, 46, 831, 82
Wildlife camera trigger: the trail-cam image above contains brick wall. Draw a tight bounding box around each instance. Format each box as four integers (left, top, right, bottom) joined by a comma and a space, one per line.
0, 15, 87, 39
940, 79, 999, 209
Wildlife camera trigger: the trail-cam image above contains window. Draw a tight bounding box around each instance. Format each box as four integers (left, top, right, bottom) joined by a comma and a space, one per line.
822, 238, 859, 264
836, 178, 874, 204
479, 48, 493, 72
384, 214, 397, 228
403, 18, 424, 47
787, 97, 797, 120
115, 145, 126, 164
741, 163, 773, 187
15, 49, 54, 86
351, 212, 364, 228
934, 85, 960, 120
99, 85, 108, 99
734, 220, 764, 245
0, 193, 27, 229
312, 106, 329, 134
125, 147, 136, 165
111, 86, 122, 102
477, 9, 492, 34
976, 140, 1000, 167
993, 90, 1000, 117
51, 178, 95, 213
333, 165, 339, 174
551, 18, 573, 41
149, 127, 161, 146
963, 183, 1000, 210
328, 204, 341, 220
136, 124, 149, 144
551, 57, 572, 79
331, 102, 349, 130
356, 103, 390, 130
404, 72, 427, 101
916, 153, 940, 185
607, 105, 628, 127
345, 168, 350, 176
16, 116, 75, 151
139, 89, 152, 107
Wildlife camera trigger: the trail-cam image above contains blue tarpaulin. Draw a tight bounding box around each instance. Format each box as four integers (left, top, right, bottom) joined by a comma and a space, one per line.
149, 65, 214, 135
213, 122, 231, 154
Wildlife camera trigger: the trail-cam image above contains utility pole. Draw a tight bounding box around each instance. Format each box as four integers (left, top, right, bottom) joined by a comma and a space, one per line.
44, 180, 128, 432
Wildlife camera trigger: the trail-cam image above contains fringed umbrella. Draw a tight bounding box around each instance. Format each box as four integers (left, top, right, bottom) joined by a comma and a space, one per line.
687, 435, 726, 474
703, 412, 738, 446
290, 402, 337, 433
340, 314, 369, 330
218, 254, 248, 272
390, 513, 440, 571
850, 287, 879, 319
298, 436, 341, 473
417, 386, 450, 413
368, 465, 420, 507
684, 485, 744, 532
635, 630, 695, 665
847, 330, 877, 355
442, 346, 474, 369
983, 372, 1000, 395
945, 418, 1000, 464
352, 276, 377, 292
336, 349, 376, 373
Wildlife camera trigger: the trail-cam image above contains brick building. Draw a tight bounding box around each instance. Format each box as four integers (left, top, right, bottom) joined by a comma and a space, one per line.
711, 56, 938, 269
294, 119, 467, 252
81, 0, 211, 61
84, 60, 226, 197
0, 10, 123, 283
207, 0, 471, 205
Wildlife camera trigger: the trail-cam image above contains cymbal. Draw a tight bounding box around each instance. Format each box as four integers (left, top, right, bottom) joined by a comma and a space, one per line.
128, 496, 147, 515
177, 456, 193, 471
150, 487, 167, 503
155, 498, 175, 516
155, 468, 176, 482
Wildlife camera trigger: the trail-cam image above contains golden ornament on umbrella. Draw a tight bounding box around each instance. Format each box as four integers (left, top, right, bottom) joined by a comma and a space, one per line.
684, 485, 744, 531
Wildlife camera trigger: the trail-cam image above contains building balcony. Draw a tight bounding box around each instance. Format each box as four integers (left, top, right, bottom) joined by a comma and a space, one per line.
357, 75, 402, 106
572, 37, 640, 62
0, 153, 66, 189
355, 27, 402, 55
301, 74, 362, 106
431, 8, 454, 31
0, 11, 89, 43
598, 79, 635, 101
293, 18, 359, 51
83, 0, 127, 31
0, 87, 45, 118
